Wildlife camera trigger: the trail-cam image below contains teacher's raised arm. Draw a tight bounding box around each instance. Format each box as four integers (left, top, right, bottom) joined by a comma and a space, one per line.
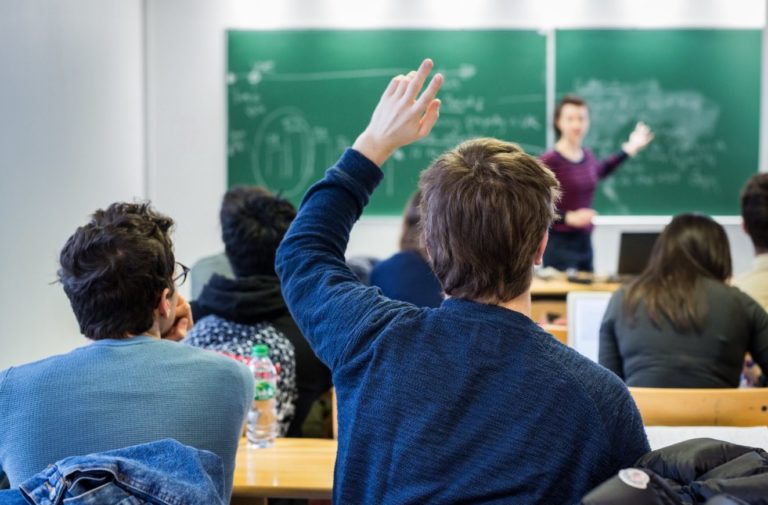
539, 95, 654, 272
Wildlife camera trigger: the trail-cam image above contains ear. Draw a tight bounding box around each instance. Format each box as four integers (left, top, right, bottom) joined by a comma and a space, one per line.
534, 231, 549, 266
157, 287, 172, 318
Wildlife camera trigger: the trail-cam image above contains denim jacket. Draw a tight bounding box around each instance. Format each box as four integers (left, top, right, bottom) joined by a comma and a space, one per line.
0, 439, 226, 505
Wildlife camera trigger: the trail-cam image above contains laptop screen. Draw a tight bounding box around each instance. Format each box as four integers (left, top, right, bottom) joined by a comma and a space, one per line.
617, 232, 660, 276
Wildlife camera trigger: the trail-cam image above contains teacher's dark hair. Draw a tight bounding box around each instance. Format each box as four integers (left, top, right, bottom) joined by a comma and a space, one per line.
553, 95, 587, 139
419, 138, 561, 303
220, 186, 297, 277
623, 213, 732, 333
741, 173, 768, 252
58, 202, 176, 340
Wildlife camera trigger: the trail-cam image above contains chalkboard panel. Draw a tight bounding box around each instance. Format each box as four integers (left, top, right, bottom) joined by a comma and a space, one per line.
227, 30, 547, 215
555, 29, 761, 215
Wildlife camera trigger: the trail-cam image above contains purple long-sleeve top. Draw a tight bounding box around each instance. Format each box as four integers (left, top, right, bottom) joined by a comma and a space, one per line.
540, 148, 628, 233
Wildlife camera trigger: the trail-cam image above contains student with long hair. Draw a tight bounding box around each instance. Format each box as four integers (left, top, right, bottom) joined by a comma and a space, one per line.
599, 213, 768, 388
369, 190, 443, 307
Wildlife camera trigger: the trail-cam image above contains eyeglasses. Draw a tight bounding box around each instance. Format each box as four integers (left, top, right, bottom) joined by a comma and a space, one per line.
172, 262, 191, 287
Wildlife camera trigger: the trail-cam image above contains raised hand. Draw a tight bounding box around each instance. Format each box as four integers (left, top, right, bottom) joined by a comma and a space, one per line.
352, 59, 443, 167
622, 122, 655, 157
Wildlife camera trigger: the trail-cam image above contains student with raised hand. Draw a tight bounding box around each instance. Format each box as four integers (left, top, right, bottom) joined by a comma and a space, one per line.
369, 190, 443, 307
541, 96, 654, 272
599, 213, 768, 388
0, 203, 252, 496
276, 59, 649, 504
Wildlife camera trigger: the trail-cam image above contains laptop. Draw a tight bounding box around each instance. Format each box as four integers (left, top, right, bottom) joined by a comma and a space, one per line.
566, 291, 613, 362
617, 232, 660, 277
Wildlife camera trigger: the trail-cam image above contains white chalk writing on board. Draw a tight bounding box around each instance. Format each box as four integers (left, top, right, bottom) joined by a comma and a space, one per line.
230, 61, 545, 197
574, 79, 722, 212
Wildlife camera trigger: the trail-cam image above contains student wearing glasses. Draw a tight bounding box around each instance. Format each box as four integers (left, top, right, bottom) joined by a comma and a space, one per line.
0, 203, 253, 497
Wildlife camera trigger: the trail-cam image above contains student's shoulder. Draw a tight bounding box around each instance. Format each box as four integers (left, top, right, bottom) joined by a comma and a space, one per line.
543, 337, 632, 406
705, 278, 759, 311
169, 340, 252, 385
0, 346, 88, 383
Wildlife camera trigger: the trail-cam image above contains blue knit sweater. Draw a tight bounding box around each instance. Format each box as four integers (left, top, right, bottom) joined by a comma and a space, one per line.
276, 149, 650, 504
0, 336, 252, 495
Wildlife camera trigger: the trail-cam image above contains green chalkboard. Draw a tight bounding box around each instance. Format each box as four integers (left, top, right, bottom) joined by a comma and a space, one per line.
227, 30, 546, 215
556, 29, 761, 215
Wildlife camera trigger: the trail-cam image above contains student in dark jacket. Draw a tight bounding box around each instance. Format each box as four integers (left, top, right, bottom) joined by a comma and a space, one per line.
369, 190, 443, 307
187, 187, 333, 437
276, 59, 649, 504
599, 213, 768, 388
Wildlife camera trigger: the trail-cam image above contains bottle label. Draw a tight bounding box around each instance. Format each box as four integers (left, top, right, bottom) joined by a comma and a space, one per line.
254, 381, 276, 401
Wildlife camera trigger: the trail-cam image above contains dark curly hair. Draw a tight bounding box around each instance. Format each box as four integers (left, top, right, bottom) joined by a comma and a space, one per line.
220, 186, 297, 277
57, 202, 176, 340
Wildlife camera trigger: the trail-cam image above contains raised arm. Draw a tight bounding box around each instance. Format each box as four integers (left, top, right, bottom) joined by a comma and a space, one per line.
598, 122, 654, 179
275, 59, 443, 371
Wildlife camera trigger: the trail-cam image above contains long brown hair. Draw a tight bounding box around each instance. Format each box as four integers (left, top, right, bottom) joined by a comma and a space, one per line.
623, 214, 732, 332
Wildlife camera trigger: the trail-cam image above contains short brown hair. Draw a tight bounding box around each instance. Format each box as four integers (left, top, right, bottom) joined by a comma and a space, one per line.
553, 95, 587, 139
419, 138, 561, 303
741, 173, 768, 251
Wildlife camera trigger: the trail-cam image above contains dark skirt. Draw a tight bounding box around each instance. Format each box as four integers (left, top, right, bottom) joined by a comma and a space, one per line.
543, 229, 594, 272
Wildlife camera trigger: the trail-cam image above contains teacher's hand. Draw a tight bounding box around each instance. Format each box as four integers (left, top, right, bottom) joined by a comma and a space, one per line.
622, 122, 654, 156
565, 208, 597, 228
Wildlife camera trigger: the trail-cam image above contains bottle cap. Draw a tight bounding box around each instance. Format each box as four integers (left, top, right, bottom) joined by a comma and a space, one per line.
252, 344, 269, 358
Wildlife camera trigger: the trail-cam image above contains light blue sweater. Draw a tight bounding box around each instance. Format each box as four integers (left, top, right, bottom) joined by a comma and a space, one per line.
0, 336, 252, 495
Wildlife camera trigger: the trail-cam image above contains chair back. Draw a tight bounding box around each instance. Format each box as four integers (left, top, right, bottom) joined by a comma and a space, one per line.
629, 387, 768, 426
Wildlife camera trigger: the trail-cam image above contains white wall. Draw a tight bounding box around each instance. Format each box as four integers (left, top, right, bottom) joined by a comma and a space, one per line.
146, 0, 764, 275
1, 0, 764, 369
0, 0, 145, 369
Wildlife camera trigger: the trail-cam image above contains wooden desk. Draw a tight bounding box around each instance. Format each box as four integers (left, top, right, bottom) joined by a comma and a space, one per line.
530, 277, 622, 297
231, 438, 336, 504
530, 277, 621, 322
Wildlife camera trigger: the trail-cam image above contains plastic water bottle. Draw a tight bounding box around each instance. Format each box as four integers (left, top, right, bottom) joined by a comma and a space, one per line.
247, 344, 278, 448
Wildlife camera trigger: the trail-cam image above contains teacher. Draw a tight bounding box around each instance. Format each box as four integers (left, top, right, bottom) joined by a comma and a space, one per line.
541, 95, 654, 272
